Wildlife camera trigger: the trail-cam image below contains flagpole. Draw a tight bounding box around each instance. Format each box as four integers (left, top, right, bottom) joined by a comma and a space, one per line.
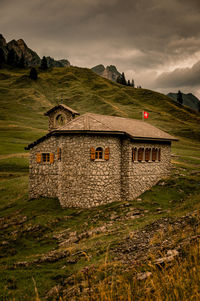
142, 111, 144, 121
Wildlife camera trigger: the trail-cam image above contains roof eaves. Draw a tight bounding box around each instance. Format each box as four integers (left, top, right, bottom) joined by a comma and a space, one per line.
127, 134, 178, 142
25, 130, 125, 150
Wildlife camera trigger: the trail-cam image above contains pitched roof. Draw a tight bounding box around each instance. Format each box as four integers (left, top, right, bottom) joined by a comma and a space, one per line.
44, 104, 80, 116
58, 113, 177, 141
26, 112, 177, 149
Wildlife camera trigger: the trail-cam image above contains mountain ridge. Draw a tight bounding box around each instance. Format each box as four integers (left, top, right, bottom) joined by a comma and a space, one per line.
0, 34, 70, 68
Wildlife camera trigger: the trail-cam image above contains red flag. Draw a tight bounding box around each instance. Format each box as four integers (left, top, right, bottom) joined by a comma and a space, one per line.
143, 111, 149, 119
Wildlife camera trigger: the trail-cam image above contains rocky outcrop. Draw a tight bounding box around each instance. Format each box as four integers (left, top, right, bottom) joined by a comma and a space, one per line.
46, 56, 70, 67
0, 33, 70, 68
91, 64, 121, 82
0, 34, 8, 64
7, 38, 41, 66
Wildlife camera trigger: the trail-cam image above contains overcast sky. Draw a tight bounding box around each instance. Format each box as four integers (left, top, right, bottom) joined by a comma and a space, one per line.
1, 0, 200, 97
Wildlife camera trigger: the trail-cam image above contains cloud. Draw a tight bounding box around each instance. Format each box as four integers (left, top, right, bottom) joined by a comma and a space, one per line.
155, 60, 200, 88
1, 0, 200, 94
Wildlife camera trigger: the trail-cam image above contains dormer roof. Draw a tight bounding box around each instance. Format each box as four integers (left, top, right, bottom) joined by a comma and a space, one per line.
44, 104, 80, 116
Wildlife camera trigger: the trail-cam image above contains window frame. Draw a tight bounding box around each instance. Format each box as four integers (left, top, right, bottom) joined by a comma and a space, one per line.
42, 153, 50, 163
95, 147, 104, 160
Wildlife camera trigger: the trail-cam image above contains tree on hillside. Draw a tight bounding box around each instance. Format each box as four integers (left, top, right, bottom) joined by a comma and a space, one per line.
40, 56, 48, 70
131, 79, 135, 88
29, 67, 38, 80
127, 80, 131, 86
18, 53, 25, 68
177, 90, 183, 105
121, 72, 127, 85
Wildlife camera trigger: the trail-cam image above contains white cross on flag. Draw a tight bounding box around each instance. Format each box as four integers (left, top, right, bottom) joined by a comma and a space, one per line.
143, 111, 149, 119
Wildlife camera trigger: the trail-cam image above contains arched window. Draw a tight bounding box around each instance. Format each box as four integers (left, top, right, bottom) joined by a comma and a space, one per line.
152, 148, 157, 162
132, 148, 137, 162
95, 147, 103, 160
138, 148, 144, 162
145, 148, 151, 162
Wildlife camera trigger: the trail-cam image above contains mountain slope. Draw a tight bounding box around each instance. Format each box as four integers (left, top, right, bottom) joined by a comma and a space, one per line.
0, 66, 200, 156
167, 92, 200, 113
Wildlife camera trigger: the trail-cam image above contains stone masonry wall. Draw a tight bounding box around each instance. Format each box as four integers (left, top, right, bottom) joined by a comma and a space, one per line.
29, 136, 59, 198
58, 135, 122, 208
121, 138, 171, 201
29, 134, 172, 208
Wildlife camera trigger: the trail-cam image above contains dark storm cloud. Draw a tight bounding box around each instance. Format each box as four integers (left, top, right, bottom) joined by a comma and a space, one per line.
155, 60, 200, 88
1, 0, 200, 94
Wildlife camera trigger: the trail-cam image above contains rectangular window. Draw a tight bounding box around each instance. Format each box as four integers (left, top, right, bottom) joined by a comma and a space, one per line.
42, 153, 50, 163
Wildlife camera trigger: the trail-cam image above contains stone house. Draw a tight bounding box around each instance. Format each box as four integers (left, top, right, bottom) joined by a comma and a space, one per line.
26, 104, 177, 208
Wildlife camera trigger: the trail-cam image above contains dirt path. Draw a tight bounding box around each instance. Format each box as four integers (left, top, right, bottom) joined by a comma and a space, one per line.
0, 153, 29, 160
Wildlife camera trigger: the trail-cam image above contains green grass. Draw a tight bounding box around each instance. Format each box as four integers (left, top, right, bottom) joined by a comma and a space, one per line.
0, 66, 200, 299
0, 66, 200, 155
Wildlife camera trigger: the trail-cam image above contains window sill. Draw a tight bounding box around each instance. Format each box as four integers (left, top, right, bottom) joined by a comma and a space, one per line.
94, 159, 105, 162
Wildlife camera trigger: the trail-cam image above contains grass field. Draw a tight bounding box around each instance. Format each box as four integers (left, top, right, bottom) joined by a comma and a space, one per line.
0, 66, 200, 300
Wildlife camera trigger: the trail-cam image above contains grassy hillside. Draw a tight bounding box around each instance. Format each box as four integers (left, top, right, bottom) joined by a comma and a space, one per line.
0, 66, 200, 300
0, 66, 200, 155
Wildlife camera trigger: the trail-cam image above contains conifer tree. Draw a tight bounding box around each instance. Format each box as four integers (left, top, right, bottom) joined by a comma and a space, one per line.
177, 90, 183, 105
40, 56, 48, 70
131, 79, 135, 88
29, 67, 38, 80
121, 72, 127, 85
127, 80, 131, 86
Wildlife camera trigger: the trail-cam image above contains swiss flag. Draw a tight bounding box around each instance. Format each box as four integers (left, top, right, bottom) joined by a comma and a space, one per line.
143, 111, 149, 119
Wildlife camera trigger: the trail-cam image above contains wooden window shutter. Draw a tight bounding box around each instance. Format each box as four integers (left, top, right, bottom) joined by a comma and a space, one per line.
138, 148, 143, 162
36, 153, 41, 163
104, 147, 109, 161
50, 153, 54, 164
57, 147, 61, 160
90, 147, 95, 160
158, 148, 161, 161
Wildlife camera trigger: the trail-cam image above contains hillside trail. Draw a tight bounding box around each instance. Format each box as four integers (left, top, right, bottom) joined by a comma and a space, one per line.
0, 153, 29, 160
